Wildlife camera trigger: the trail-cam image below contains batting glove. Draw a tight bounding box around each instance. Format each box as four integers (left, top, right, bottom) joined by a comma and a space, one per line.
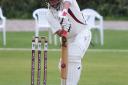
56, 29, 68, 38
61, 18, 71, 32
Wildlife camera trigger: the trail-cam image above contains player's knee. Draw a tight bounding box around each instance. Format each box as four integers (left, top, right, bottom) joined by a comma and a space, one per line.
68, 55, 82, 73
58, 55, 81, 70
66, 56, 82, 85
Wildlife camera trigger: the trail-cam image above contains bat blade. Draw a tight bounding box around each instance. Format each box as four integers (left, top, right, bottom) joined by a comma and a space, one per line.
61, 37, 68, 79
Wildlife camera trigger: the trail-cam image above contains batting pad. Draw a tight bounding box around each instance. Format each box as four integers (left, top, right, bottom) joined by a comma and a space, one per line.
66, 61, 81, 85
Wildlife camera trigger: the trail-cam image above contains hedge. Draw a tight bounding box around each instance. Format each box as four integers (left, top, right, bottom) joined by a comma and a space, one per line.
0, 0, 128, 19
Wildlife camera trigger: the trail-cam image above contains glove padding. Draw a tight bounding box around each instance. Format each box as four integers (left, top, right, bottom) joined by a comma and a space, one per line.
56, 29, 68, 38
61, 18, 71, 32
58, 9, 71, 31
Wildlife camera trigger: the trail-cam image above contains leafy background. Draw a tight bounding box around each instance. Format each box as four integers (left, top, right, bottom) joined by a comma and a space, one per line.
0, 0, 128, 19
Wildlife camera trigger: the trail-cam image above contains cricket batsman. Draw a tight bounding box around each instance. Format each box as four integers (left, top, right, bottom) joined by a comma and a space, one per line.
46, 0, 92, 85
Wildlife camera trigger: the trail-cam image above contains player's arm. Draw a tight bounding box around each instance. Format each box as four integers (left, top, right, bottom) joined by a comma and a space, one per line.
58, 0, 71, 18
63, 1, 71, 10
56, 0, 72, 37
59, 1, 71, 80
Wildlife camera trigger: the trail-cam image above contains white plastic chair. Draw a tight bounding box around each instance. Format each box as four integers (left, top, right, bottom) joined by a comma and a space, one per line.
0, 7, 6, 46
33, 8, 58, 45
82, 8, 104, 45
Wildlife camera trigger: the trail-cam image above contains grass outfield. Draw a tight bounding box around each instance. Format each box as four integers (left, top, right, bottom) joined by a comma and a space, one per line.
0, 30, 128, 85
0, 30, 128, 49
0, 50, 128, 85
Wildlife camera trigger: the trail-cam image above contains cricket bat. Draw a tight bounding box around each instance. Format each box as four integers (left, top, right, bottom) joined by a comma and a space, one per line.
61, 36, 68, 80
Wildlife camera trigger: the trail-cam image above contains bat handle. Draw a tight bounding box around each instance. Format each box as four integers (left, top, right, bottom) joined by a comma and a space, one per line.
62, 37, 67, 47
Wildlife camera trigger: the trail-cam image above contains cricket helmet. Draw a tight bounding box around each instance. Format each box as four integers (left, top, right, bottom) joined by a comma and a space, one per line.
48, 0, 61, 8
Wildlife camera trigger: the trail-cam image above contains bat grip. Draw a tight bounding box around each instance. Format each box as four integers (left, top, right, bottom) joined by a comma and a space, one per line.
62, 37, 67, 47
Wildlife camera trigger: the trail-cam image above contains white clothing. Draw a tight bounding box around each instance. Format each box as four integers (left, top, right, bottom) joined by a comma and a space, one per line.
47, 0, 86, 38
65, 29, 91, 85
47, 0, 92, 85
68, 29, 91, 59
59, 29, 91, 85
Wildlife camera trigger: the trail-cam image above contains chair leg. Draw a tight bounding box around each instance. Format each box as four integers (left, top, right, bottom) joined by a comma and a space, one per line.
95, 29, 98, 44
100, 27, 104, 46
3, 27, 6, 46
54, 35, 57, 46
100, 17, 104, 46
35, 27, 39, 37
48, 32, 52, 44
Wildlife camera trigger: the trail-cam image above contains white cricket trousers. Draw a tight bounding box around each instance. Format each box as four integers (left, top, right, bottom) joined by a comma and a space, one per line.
61, 29, 92, 85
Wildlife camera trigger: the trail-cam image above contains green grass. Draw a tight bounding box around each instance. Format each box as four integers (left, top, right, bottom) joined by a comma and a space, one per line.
90, 29, 128, 49
0, 30, 128, 49
0, 50, 60, 85
80, 51, 128, 85
0, 50, 128, 85
0, 30, 128, 85
0, 31, 60, 48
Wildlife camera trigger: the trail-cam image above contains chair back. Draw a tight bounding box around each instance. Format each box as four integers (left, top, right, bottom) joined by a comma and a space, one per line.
0, 7, 6, 27
33, 8, 50, 30
82, 8, 104, 45
33, 8, 58, 45
0, 7, 6, 46
0, 7, 2, 16
82, 8, 103, 29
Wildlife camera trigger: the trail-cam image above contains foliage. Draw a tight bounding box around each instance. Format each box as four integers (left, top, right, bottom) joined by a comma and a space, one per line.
0, 0, 128, 19
77, 0, 128, 20
0, 0, 41, 18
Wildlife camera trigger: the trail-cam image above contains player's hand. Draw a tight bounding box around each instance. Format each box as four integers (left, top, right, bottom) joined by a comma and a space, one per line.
56, 29, 68, 38
61, 18, 71, 32
58, 9, 68, 18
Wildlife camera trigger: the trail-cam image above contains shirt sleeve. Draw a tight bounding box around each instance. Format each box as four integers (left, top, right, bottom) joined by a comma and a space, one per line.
46, 10, 62, 34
